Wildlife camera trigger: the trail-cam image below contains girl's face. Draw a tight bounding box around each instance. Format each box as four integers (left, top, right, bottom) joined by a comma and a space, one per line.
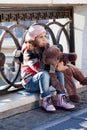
25, 42, 35, 51
34, 32, 47, 47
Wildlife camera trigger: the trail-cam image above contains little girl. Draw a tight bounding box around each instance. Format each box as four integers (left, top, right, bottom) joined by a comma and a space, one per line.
21, 24, 75, 112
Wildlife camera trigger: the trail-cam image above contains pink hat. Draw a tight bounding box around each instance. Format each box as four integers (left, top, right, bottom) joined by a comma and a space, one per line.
25, 25, 46, 42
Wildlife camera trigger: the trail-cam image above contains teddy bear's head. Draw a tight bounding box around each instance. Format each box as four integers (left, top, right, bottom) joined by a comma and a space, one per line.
43, 45, 77, 66
43, 45, 61, 66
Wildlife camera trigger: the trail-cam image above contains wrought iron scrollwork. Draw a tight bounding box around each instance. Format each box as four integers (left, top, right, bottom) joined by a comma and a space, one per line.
0, 7, 72, 22
0, 6, 74, 93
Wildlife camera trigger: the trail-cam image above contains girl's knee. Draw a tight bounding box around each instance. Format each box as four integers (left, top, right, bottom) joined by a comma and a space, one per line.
41, 71, 50, 79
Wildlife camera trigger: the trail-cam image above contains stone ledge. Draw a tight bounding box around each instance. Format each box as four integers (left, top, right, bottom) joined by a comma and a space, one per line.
0, 0, 87, 5
0, 89, 41, 119
0, 86, 55, 119
0, 84, 87, 119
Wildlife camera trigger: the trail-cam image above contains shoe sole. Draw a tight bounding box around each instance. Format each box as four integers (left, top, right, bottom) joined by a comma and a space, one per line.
55, 106, 76, 111
42, 107, 56, 113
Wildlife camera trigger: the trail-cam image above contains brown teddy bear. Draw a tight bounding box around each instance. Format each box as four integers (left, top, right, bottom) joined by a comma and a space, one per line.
43, 45, 87, 103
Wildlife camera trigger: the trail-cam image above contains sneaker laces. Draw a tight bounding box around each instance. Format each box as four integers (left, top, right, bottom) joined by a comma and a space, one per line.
46, 97, 53, 106
62, 95, 70, 103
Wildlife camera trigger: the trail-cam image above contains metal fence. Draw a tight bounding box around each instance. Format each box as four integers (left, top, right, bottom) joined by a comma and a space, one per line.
0, 6, 74, 93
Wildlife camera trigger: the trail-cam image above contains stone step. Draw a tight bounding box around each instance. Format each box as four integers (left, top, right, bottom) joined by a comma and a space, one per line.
0, 84, 87, 119
0, 86, 56, 119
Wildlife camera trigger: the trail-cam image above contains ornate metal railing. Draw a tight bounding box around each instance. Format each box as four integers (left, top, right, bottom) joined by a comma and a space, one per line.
0, 6, 74, 93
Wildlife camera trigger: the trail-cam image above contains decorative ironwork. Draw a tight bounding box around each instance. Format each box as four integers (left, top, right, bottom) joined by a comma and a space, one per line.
0, 6, 74, 93
0, 7, 73, 22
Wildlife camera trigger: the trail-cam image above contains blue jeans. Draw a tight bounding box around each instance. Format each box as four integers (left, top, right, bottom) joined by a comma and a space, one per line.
23, 71, 64, 98
56, 71, 64, 87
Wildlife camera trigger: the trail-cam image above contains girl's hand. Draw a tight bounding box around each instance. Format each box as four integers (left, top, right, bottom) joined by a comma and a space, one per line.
56, 61, 68, 72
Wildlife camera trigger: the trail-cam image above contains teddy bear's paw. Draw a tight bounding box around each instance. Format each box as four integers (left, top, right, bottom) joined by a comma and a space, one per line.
68, 94, 81, 103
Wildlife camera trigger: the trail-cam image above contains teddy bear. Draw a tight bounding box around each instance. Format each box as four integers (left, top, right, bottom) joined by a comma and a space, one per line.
43, 45, 87, 103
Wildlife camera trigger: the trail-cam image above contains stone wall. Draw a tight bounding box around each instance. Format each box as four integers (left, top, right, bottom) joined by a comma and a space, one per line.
74, 5, 87, 75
